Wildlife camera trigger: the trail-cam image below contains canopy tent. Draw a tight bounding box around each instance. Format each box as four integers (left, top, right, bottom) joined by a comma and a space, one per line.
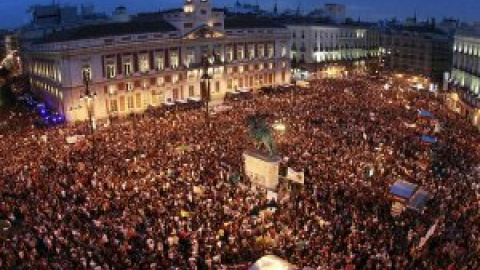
249, 255, 297, 270
389, 181, 418, 200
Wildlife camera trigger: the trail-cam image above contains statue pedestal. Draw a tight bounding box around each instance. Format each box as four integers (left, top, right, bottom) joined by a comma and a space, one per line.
243, 150, 281, 190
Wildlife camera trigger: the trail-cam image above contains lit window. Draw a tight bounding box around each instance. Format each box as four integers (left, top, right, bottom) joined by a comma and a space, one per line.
126, 82, 134, 91
106, 63, 116, 79
123, 59, 132, 76
82, 65, 91, 81
127, 96, 134, 109
139, 55, 150, 73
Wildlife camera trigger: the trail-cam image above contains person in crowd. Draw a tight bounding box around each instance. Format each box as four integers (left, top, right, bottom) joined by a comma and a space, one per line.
0, 74, 479, 269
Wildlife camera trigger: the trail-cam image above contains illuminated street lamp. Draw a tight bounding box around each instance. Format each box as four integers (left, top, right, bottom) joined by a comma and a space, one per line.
272, 121, 286, 132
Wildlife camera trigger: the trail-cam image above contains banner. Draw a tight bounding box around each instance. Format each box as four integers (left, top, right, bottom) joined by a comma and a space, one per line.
417, 221, 438, 249
287, 167, 305, 184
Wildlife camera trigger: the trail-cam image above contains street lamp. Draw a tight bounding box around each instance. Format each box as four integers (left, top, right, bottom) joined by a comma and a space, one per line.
200, 53, 214, 128
80, 73, 97, 169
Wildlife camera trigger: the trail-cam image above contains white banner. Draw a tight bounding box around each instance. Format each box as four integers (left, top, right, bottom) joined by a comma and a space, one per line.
287, 167, 305, 184
418, 221, 438, 249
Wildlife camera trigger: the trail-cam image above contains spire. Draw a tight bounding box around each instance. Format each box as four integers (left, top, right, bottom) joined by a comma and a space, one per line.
273, 0, 278, 15
296, 0, 301, 17
413, 9, 417, 23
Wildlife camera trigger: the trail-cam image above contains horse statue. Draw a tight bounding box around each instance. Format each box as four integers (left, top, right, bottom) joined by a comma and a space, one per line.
246, 114, 276, 156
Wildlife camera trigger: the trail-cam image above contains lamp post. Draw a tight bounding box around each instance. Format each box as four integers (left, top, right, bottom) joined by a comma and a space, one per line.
200, 53, 213, 128
80, 74, 97, 170
130, 111, 141, 158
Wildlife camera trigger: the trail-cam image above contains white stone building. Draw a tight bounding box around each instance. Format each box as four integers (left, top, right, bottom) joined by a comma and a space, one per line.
447, 32, 480, 128
22, 0, 291, 122
286, 23, 381, 77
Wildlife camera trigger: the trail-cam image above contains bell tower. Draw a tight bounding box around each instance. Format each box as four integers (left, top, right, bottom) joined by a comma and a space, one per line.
183, 0, 213, 27
184, 0, 212, 16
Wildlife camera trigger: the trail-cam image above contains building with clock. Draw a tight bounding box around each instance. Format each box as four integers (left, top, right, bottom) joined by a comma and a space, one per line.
22, 0, 291, 122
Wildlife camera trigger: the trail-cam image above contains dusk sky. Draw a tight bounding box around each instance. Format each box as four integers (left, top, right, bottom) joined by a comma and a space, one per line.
0, 0, 479, 29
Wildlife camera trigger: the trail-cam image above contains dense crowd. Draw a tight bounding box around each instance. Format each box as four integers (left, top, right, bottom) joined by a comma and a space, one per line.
1, 75, 479, 270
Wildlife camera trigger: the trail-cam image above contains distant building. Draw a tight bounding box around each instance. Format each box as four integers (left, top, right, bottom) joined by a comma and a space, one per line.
5, 33, 19, 54
22, 0, 291, 122
287, 23, 381, 78
324, 4, 346, 23
380, 25, 453, 83
20, 3, 109, 43
226, 0, 263, 16
447, 30, 480, 128
0, 30, 7, 59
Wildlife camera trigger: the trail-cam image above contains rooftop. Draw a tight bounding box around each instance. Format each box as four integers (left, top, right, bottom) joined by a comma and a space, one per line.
37, 19, 177, 43
224, 17, 285, 29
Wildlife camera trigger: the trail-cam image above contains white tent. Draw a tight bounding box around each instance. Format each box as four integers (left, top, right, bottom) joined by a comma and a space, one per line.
249, 255, 297, 270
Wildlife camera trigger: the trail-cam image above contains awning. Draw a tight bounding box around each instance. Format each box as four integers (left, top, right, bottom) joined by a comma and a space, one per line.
188, 97, 202, 102
237, 87, 251, 93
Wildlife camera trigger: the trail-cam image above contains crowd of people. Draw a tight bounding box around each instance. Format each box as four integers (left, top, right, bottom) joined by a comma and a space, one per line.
1, 74, 479, 270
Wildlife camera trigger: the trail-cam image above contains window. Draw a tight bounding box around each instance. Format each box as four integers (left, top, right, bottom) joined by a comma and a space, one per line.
200, 9, 207, 15
123, 59, 132, 76
189, 85, 195, 96
172, 74, 179, 84
248, 44, 255, 59
108, 85, 117, 95
215, 81, 220, 93
106, 63, 116, 79
170, 51, 179, 68
173, 89, 179, 100
110, 100, 118, 112
258, 45, 265, 58
267, 44, 274, 58
139, 54, 149, 73
237, 46, 244, 59
126, 82, 134, 91
155, 54, 164, 70
82, 65, 91, 81
213, 22, 222, 27
127, 96, 134, 110
186, 49, 195, 67
136, 93, 142, 109
184, 23, 193, 28
226, 46, 233, 62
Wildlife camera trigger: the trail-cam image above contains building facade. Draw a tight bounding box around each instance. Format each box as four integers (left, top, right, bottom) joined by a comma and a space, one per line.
22, 0, 291, 122
287, 23, 381, 77
380, 26, 452, 83
447, 32, 480, 128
